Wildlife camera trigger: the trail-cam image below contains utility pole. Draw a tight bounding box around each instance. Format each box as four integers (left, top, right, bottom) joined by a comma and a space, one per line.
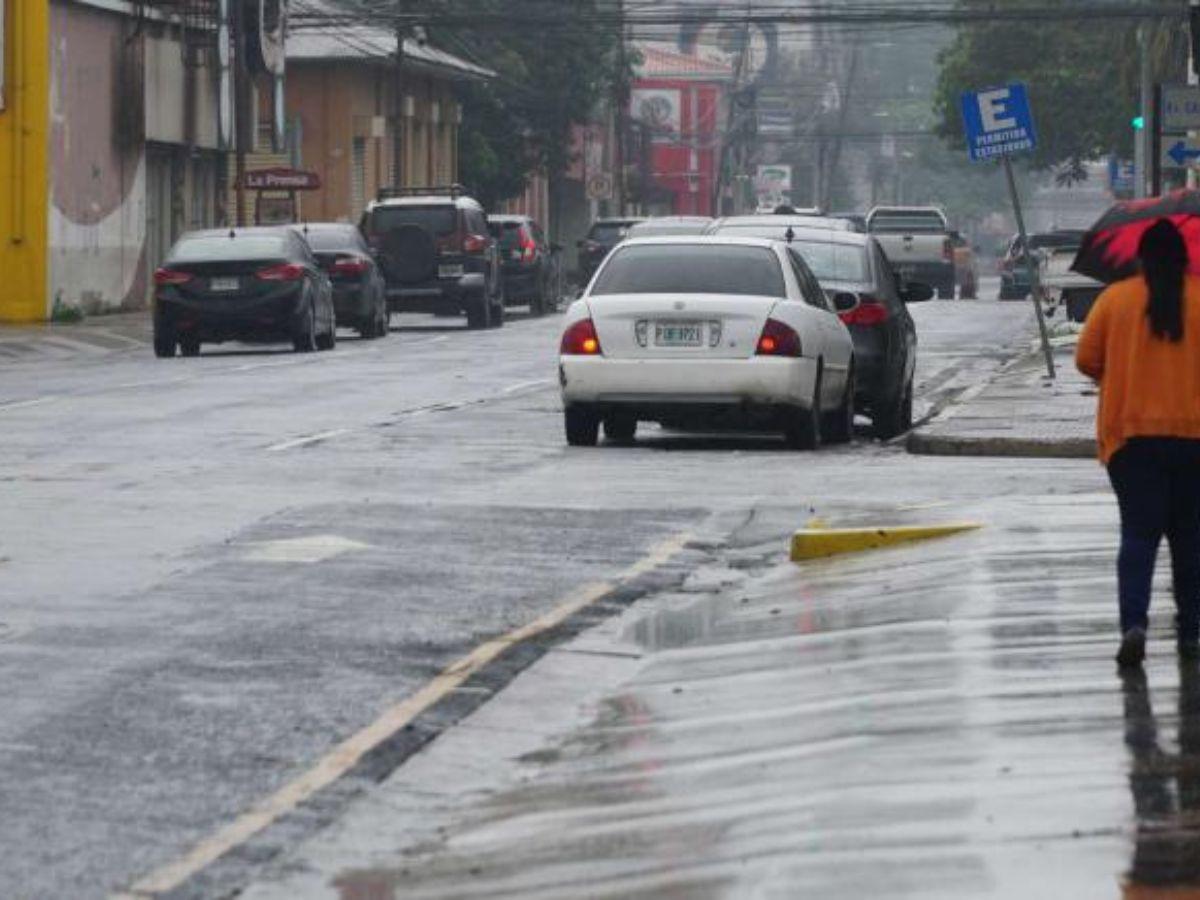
713, 12, 752, 215
1136, 24, 1151, 198
232, 0, 247, 226
614, 0, 627, 216
392, 0, 410, 188
1190, 0, 1200, 188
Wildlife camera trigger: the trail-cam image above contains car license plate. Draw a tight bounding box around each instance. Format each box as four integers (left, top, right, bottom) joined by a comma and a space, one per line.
439, 264, 464, 278
209, 277, 239, 292
654, 321, 703, 347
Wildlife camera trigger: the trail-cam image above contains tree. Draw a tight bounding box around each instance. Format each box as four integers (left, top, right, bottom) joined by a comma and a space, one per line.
932, 2, 1186, 181
427, 0, 628, 210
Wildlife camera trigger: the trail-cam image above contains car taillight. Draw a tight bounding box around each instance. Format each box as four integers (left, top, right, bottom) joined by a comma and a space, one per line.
840, 296, 889, 326
560, 318, 602, 355
331, 256, 369, 276
463, 234, 488, 254
154, 268, 193, 286
520, 233, 537, 262
756, 318, 802, 357
256, 263, 306, 282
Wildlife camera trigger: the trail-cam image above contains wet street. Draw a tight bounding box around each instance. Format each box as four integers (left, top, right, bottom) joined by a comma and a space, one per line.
2, 292, 1173, 898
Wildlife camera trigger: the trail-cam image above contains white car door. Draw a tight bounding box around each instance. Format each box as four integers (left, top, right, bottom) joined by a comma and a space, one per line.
781, 247, 853, 408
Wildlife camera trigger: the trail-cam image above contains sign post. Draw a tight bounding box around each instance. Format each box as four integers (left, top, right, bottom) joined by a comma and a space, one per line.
960, 83, 1054, 379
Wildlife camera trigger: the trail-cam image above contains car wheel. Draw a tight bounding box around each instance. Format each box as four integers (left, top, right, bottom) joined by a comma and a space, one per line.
465, 293, 490, 330
179, 338, 201, 358
822, 366, 855, 445
316, 324, 336, 351
874, 378, 913, 440
488, 284, 505, 329
293, 303, 317, 353
784, 369, 822, 450
377, 300, 389, 337
565, 405, 600, 447
603, 413, 637, 444
153, 325, 177, 358
937, 283, 954, 300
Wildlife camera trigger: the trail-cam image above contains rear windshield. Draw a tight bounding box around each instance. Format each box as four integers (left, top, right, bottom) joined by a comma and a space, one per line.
588, 222, 634, 244
591, 245, 786, 298
491, 222, 525, 251
868, 211, 946, 234
300, 227, 360, 252
170, 234, 290, 262
790, 240, 869, 283
370, 206, 457, 237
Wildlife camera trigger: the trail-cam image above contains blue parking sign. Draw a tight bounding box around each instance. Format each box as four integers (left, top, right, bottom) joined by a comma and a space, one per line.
961, 83, 1038, 162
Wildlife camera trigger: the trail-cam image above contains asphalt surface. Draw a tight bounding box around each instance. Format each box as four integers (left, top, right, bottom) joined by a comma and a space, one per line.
1, 285, 1042, 898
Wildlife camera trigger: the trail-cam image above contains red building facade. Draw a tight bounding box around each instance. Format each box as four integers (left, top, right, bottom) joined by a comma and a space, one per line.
630, 43, 732, 217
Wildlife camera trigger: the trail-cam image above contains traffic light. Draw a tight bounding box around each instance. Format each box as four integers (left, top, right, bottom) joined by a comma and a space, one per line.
1132, 115, 1146, 131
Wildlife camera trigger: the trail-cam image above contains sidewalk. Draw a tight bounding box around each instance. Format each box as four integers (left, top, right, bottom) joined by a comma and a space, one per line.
233, 487, 1188, 899
907, 333, 1097, 460
0, 309, 152, 363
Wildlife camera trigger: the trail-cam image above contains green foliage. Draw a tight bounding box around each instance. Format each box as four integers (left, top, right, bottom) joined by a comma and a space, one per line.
429, 0, 627, 206
933, 3, 1185, 180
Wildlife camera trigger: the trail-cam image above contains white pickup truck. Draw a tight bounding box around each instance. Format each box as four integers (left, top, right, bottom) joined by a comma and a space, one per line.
866, 206, 956, 299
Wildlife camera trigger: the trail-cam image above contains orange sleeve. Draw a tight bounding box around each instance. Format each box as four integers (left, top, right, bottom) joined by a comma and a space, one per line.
1076, 289, 1111, 380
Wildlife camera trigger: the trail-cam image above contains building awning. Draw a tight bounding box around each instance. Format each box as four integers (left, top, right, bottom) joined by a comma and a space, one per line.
287, 0, 495, 81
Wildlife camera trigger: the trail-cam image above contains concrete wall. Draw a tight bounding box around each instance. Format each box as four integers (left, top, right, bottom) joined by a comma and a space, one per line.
0, 0, 51, 322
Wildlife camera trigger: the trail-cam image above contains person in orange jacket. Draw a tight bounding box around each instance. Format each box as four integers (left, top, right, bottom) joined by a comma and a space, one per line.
1076, 218, 1200, 668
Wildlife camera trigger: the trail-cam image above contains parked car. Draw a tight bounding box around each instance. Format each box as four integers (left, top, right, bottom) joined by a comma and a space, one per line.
866, 206, 956, 299
765, 227, 932, 438
153, 227, 336, 357
949, 230, 978, 300
705, 213, 856, 238
294, 223, 388, 339
558, 236, 856, 449
487, 214, 559, 317
625, 216, 713, 238
577, 218, 645, 283
359, 185, 504, 330
998, 229, 1086, 300
1039, 245, 1102, 322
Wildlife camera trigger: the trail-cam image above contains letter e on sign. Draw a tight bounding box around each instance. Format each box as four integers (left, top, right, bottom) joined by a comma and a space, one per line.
978, 88, 1016, 133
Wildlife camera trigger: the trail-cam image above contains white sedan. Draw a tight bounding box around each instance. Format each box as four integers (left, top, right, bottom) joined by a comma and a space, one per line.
559, 236, 856, 449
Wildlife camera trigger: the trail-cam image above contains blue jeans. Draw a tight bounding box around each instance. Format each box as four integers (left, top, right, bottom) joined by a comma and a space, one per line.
1107, 438, 1200, 639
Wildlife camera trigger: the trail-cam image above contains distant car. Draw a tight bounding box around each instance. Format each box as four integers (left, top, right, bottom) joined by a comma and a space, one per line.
359, 185, 504, 330
558, 236, 856, 450
577, 218, 645, 283
153, 227, 336, 357
294, 223, 388, 339
999, 230, 1085, 300
488, 214, 559, 317
773, 226, 933, 438
625, 216, 713, 238
948, 230, 978, 300
706, 214, 856, 238
830, 212, 867, 233
1040, 245, 1102, 322
866, 207, 956, 299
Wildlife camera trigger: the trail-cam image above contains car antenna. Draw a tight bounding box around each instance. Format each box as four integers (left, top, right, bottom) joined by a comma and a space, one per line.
785, 226, 794, 244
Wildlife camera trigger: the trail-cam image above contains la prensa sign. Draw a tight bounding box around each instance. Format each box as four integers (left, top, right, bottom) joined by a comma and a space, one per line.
238, 168, 322, 190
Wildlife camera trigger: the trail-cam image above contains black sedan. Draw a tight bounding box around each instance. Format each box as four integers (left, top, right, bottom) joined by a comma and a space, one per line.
296, 223, 388, 338
153, 227, 336, 357
710, 220, 931, 437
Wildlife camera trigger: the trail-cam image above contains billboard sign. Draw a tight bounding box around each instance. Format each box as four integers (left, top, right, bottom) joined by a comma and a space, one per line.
631, 89, 681, 141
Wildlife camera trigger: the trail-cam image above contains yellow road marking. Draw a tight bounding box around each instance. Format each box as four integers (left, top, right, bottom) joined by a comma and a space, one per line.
118, 530, 692, 898
790, 523, 981, 561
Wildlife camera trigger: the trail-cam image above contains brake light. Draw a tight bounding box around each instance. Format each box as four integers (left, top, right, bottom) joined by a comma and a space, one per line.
154, 268, 193, 286
520, 231, 537, 262
560, 318, 602, 355
331, 256, 369, 276
256, 263, 306, 282
756, 318, 802, 357
840, 297, 889, 326
463, 234, 488, 254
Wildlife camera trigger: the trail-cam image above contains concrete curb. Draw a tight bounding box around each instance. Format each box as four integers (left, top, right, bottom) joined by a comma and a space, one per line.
790, 523, 982, 561
906, 431, 1096, 459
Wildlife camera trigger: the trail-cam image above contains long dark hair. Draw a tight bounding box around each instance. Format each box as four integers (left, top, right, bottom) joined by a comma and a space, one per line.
1139, 218, 1188, 342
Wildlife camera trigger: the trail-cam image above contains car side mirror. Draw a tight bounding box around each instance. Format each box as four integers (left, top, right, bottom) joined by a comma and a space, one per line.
902, 282, 934, 303
831, 292, 859, 314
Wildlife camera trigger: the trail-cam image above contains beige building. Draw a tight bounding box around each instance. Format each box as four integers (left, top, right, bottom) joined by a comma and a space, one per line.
285, 5, 493, 223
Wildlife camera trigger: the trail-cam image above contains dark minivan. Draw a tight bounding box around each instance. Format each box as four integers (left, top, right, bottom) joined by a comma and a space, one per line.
153, 227, 336, 357
488, 214, 559, 316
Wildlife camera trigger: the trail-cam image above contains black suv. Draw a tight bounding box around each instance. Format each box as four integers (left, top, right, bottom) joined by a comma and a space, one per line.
360, 185, 505, 329
576, 217, 644, 284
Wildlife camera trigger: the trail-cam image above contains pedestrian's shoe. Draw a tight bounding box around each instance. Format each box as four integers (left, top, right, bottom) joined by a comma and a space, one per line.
1117, 627, 1147, 668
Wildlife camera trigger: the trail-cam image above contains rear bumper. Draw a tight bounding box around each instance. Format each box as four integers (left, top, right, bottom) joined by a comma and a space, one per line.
892, 261, 954, 287
560, 355, 819, 411
385, 273, 486, 313
501, 267, 540, 301
156, 289, 305, 341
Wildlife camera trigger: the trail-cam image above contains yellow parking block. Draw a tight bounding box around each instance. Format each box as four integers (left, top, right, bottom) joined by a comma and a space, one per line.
791, 523, 982, 561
